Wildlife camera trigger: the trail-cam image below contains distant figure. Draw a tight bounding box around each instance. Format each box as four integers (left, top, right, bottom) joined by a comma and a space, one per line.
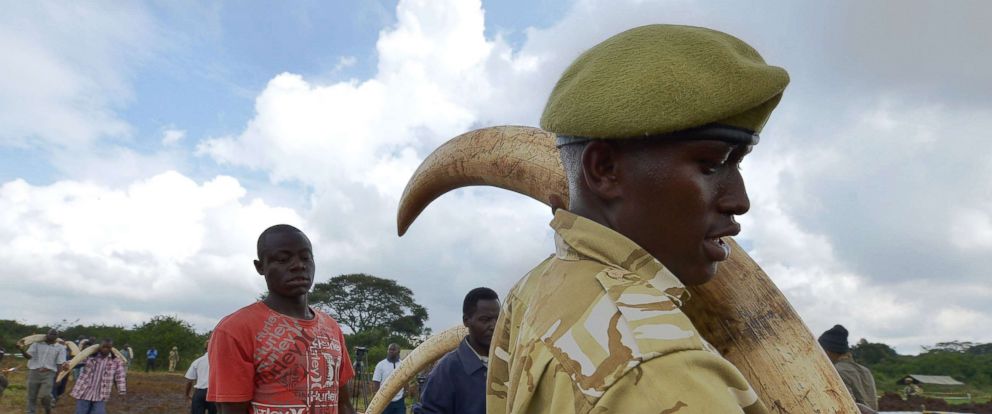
21, 329, 67, 414
146, 347, 158, 372
902, 377, 923, 398
415, 287, 499, 414
121, 344, 134, 366
185, 340, 216, 414
73, 338, 91, 380
372, 343, 406, 414
52, 341, 75, 407
0, 346, 8, 399
819, 325, 878, 411
70, 338, 127, 414
169, 346, 180, 372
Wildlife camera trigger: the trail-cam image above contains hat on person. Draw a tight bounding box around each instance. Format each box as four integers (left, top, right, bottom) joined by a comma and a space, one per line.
541, 24, 789, 143
818, 324, 850, 354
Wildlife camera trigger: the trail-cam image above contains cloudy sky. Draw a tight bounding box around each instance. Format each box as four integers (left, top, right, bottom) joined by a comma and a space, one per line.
2, 0, 989, 354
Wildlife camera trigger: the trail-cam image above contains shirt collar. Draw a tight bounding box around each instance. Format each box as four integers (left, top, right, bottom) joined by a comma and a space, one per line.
550, 209, 690, 306
457, 337, 486, 376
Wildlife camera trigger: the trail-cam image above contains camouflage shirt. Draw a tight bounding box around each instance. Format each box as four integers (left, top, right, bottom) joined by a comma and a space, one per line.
486, 209, 767, 414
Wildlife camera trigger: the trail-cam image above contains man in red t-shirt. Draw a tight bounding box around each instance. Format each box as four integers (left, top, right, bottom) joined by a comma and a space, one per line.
208, 224, 357, 414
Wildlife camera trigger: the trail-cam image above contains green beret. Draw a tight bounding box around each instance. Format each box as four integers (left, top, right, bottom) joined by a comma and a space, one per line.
541, 24, 789, 139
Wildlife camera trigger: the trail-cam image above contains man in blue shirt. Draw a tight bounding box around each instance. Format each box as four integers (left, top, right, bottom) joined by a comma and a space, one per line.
415, 287, 499, 414
146, 347, 158, 372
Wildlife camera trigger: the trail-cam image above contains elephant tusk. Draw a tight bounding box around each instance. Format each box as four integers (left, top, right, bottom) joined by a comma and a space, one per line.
397, 126, 568, 236
363, 325, 469, 414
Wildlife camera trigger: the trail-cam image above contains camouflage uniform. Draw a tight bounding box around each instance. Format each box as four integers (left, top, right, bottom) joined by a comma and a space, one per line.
487, 209, 767, 414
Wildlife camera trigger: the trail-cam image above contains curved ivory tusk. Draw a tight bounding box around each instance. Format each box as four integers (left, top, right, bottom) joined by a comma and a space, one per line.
16, 334, 47, 349
64, 340, 80, 356
397, 126, 568, 236
364, 325, 469, 414
396, 126, 859, 413
57, 344, 126, 382
17, 335, 79, 356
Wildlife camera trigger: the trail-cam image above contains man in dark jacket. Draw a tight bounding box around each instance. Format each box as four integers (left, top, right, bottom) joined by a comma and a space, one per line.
415, 288, 499, 414
819, 325, 878, 411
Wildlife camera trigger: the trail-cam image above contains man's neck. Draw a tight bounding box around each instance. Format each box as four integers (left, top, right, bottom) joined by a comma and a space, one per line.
264, 294, 313, 320
466, 335, 489, 357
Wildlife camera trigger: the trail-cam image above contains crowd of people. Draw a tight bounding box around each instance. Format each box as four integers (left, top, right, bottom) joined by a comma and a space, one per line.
3, 330, 208, 414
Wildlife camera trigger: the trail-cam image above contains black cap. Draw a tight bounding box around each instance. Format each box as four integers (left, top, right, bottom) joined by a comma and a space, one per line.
818, 324, 850, 354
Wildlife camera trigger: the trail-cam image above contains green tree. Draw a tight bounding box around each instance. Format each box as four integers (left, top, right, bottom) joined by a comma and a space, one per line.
852, 338, 898, 365
129, 315, 208, 370
310, 274, 429, 341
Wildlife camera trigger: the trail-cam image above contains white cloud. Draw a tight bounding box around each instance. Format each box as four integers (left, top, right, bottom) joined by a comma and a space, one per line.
162, 129, 186, 146
0, 172, 303, 328
333, 56, 357, 72
0, 1, 162, 149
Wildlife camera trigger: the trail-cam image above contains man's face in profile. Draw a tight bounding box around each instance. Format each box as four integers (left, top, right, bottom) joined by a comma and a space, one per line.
609, 139, 752, 285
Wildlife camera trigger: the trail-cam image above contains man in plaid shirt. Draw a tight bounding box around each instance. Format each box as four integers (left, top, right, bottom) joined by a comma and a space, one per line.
70, 339, 127, 414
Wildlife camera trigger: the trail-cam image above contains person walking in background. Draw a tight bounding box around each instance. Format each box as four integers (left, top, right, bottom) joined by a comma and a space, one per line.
0, 346, 9, 399
21, 329, 67, 414
415, 287, 499, 414
185, 340, 216, 414
819, 325, 878, 411
51, 341, 75, 408
70, 338, 127, 414
169, 346, 180, 372
372, 343, 406, 414
121, 344, 134, 367
72, 338, 91, 380
145, 347, 158, 372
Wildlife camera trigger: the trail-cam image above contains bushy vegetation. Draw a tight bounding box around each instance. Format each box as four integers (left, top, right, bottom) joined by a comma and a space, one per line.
853, 339, 992, 396
0, 315, 209, 370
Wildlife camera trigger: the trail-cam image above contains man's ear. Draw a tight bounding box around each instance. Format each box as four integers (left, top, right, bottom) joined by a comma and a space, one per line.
253, 259, 264, 276
581, 141, 623, 200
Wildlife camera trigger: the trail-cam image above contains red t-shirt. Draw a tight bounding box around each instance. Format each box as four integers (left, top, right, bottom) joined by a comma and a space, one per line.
208, 302, 355, 414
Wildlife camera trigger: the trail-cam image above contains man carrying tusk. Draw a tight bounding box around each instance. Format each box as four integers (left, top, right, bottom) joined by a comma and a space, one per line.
486, 25, 789, 413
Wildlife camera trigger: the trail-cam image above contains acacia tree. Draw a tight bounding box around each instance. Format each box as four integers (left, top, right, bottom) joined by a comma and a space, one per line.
310, 274, 428, 339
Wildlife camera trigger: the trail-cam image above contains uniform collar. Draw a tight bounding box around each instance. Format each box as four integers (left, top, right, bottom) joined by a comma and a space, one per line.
550, 209, 689, 306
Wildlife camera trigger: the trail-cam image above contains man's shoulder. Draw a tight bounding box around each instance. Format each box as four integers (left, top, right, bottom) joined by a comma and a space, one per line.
429, 348, 463, 377
313, 308, 344, 330
214, 302, 267, 332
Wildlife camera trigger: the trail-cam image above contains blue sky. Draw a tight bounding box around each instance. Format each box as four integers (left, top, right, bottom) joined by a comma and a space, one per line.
2, 0, 991, 355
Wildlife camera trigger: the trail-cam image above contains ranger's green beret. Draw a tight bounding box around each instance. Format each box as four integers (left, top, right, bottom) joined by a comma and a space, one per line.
541, 24, 789, 141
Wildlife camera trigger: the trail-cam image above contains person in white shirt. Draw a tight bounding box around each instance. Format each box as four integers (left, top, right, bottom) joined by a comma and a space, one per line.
20, 329, 67, 414
184, 340, 215, 414
372, 343, 406, 414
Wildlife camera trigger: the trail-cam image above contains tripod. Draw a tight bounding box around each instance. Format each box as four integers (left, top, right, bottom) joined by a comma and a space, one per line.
350, 347, 374, 410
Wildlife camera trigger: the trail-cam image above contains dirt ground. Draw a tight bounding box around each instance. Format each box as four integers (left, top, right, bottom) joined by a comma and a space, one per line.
0, 359, 412, 413
878, 392, 992, 414
1, 358, 189, 414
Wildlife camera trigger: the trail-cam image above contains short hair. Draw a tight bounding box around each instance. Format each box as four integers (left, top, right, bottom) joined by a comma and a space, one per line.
257, 224, 305, 259
463, 287, 499, 317
557, 141, 588, 191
